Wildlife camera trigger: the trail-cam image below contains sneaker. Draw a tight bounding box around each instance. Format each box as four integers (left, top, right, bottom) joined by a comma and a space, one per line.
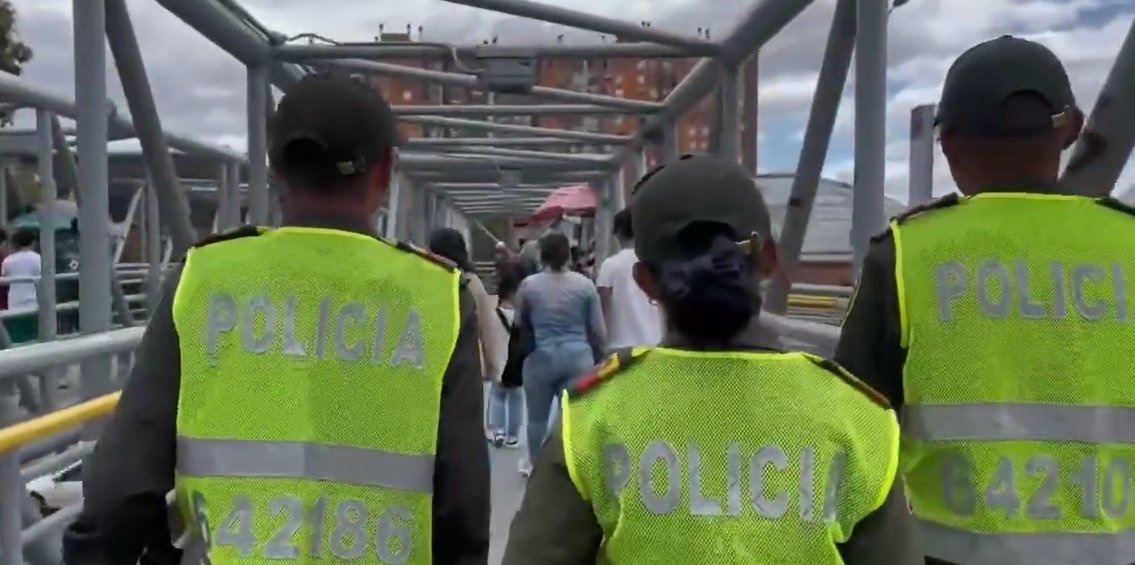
504, 436, 520, 449
492, 433, 506, 448
518, 458, 532, 478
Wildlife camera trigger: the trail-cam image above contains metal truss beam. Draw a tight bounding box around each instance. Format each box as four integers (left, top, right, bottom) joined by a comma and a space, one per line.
437, 146, 613, 163
407, 170, 602, 182
1062, 14, 1135, 195
275, 42, 698, 61
398, 152, 601, 171
0, 72, 242, 162
430, 182, 562, 190
403, 115, 630, 144
439, 0, 718, 54
394, 104, 647, 116
319, 58, 660, 112
153, 0, 305, 89
404, 137, 610, 148
624, 0, 815, 161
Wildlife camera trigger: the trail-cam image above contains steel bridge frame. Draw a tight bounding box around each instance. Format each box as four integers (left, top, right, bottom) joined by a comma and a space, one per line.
0, 2, 1130, 563
0, 0, 1124, 354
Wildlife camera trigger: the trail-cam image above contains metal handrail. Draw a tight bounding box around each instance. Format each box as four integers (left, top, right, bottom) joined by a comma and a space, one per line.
0, 328, 144, 565
786, 295, 842, 308
0, 268, 166, 284
0, 394, 119, 453
0, 327, 144, 382
789, 283, 855, 298
760, 311, 842, 357
0, 293, 148, 320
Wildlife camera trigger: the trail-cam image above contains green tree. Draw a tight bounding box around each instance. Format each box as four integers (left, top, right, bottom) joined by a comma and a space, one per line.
0, 1, 32, 126
0, 1, 35, 220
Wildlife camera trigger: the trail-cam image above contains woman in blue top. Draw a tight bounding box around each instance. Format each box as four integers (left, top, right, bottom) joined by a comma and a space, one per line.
515, 232, 605, 476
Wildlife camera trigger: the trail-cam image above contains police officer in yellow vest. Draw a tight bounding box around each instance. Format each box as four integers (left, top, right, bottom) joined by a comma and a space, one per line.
502, 155, 920, 564
836, 36, 1135, 565
63, 74, 490, 565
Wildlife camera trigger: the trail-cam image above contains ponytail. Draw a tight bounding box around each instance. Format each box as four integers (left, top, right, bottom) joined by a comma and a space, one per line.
651, 223, 759, 347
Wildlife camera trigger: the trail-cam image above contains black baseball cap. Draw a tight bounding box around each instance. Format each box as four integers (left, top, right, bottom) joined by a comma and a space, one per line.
630, 154, 771, 264
269, 74, 401, 178
936, 35, 1076, 137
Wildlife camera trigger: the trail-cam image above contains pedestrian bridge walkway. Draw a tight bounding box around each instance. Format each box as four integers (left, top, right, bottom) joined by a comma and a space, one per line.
0, 0, 1130, 561
0, 286, 848, 565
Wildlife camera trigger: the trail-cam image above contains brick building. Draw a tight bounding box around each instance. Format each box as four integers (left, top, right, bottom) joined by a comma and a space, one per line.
369, 30, 757, 253
366, 31, 429, 140
365, 31, 740, 160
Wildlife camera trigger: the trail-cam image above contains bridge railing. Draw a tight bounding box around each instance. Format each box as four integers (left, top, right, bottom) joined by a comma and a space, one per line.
0, 327, 143, 565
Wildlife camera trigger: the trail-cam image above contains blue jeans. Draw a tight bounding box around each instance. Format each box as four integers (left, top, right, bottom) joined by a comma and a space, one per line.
487, 382, 524, 438
522, 342, 594, 461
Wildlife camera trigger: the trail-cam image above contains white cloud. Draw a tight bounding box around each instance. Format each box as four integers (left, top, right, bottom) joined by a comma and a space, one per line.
758, 72, 822, 112
766, 0, 1135, 202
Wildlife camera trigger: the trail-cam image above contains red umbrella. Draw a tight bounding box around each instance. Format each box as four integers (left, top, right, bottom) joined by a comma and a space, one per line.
530, 184, 598, 222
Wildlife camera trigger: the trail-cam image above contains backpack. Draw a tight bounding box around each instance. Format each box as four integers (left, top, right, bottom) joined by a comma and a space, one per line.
496, 307, 527, 388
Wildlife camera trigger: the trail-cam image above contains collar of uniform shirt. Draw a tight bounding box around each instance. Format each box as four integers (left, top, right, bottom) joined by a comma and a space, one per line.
281, 211, 377, 237
976, 181, 1077, 195
660, 313, 784, 352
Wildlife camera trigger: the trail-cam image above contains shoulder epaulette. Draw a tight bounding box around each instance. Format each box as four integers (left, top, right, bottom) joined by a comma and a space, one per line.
391, 239, 457, 272
891, 193, 961, 226
802, 354, 891, 410
868, 226, 895, 244
1097, 197, 1135, 218
569, 347, 649, 397
192, 225, 266, 248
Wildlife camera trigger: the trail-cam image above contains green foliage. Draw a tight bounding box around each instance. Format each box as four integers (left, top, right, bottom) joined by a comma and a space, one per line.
0, 1, 32, 126
8, 162, 38, 208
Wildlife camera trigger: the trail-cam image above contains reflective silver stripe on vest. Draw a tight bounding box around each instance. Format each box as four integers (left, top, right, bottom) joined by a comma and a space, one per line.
177, 437, 434, 493
918, 518, 1135, 565
904, 403, 1135, 444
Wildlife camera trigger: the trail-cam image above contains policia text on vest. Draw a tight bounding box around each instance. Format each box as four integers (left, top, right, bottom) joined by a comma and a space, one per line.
601, 441, 847, 520
564, 348, 898, 564
205, 293, 425, 368
893, 194, 1135, 564
173, 228, 461, 565
935, 260, 1129, 321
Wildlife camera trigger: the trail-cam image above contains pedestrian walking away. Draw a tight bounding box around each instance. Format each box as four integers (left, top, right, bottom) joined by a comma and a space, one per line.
514, 232, 606, 477
502, 154, 919, 565
63, 73, 490, 565
429, 227, 504, 410
487, 267, 525, 450
836, 35, 1135, 565
596, 208, 663, 350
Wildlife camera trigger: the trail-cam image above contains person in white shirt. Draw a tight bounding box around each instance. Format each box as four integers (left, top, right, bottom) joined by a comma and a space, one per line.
1, 229, 41, 343
595, 209, 662, 349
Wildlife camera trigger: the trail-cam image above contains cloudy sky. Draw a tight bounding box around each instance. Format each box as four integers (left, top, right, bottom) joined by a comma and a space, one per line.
8, 0, 1135, 203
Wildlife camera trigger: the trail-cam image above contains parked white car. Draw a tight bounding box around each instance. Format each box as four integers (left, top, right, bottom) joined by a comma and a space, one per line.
26, 460, 83, 515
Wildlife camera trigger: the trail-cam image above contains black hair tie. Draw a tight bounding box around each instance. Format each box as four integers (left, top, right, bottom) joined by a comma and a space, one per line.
659, 239, 746, 300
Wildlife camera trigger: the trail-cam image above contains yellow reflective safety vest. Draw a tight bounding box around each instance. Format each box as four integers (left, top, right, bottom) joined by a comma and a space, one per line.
171, 226, 460, 565
562, 347, 899, 564
892, 193, 1135, 564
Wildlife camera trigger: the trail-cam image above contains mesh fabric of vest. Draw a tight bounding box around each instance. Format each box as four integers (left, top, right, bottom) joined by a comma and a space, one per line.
563, 348, 899, 564
895, 193, 1135, 535
172, 227, 459, 564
